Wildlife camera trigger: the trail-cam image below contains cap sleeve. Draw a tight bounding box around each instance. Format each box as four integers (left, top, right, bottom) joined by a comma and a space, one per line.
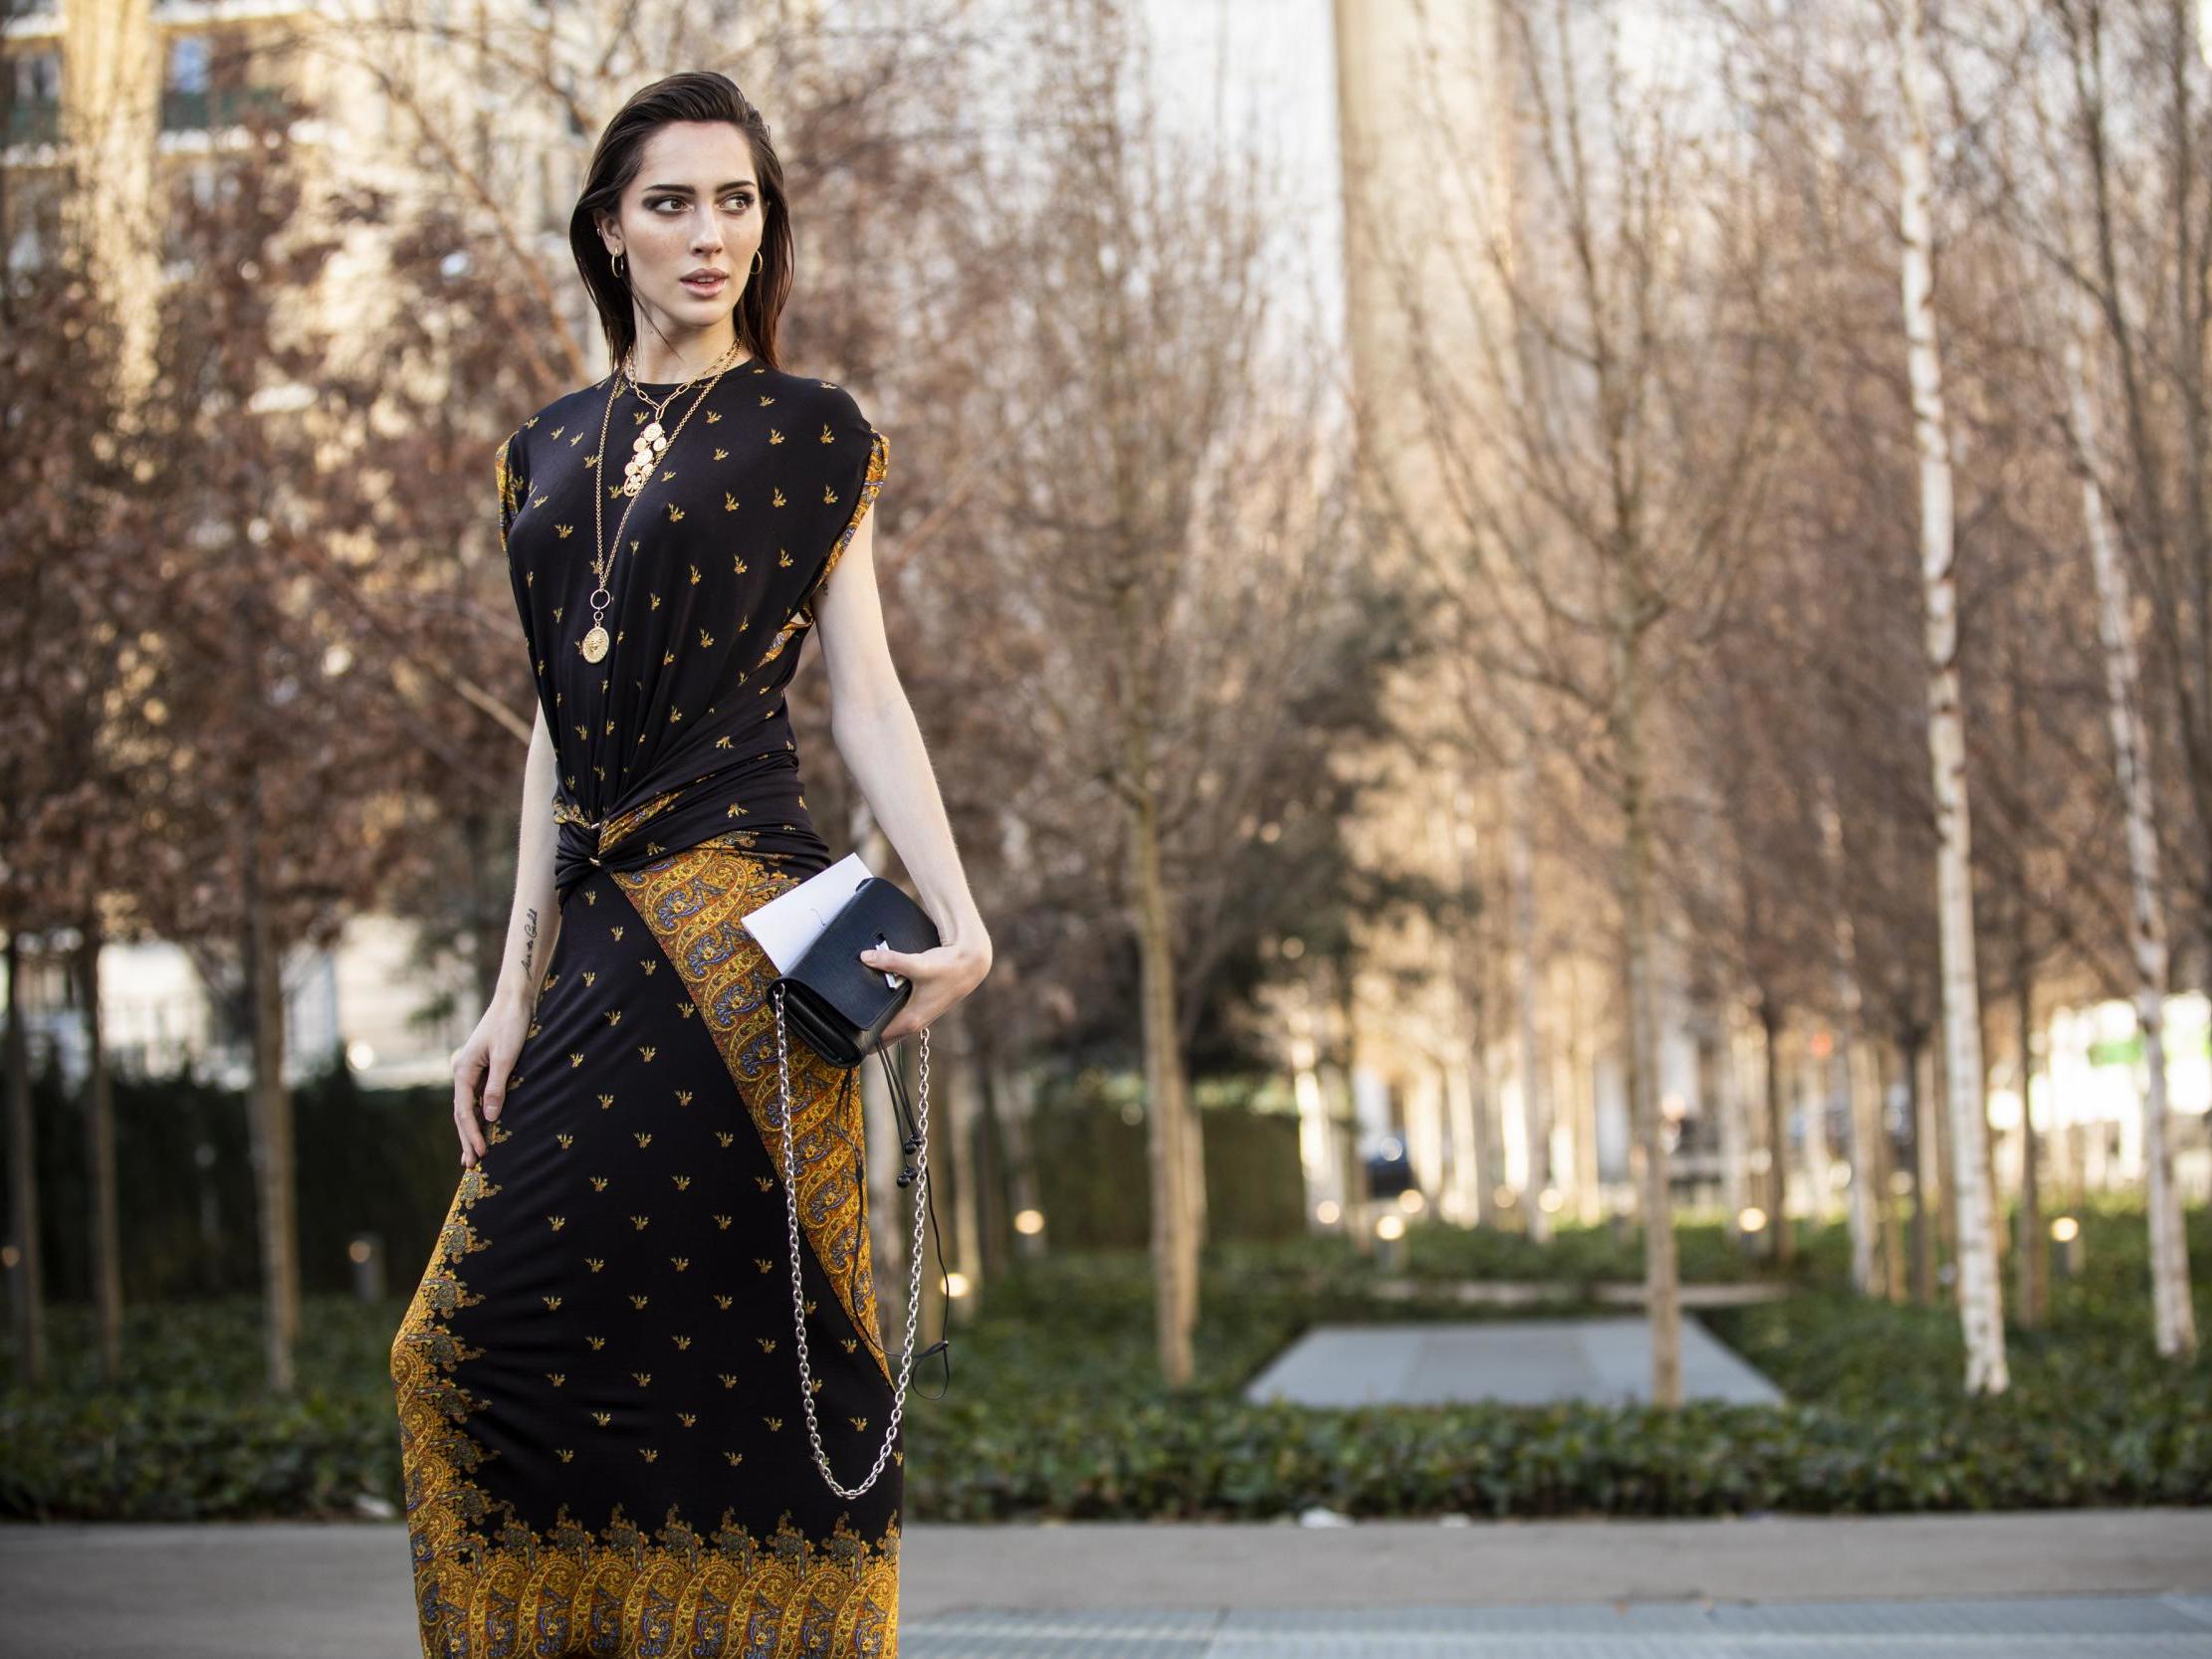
798, 391, 888, 623
499, 428, 547, 700
495, 429, 529, 556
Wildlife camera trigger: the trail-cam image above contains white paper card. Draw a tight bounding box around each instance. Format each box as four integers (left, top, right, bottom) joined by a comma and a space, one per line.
739, 851, 876, 975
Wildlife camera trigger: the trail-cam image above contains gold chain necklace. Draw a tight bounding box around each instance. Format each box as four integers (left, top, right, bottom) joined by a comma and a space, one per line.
579, 338, 749, 665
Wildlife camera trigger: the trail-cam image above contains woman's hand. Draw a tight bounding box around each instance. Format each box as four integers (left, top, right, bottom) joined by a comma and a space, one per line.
451, 991, 534, 1167
862, 934, 993, 1045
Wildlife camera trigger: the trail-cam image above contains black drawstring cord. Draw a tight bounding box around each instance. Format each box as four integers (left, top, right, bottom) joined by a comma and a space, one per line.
879, 1037, 956, 1399
820, 1039, 954, 1401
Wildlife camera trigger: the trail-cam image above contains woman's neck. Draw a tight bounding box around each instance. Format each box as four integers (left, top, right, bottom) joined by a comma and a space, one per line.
628, 322, 745, 384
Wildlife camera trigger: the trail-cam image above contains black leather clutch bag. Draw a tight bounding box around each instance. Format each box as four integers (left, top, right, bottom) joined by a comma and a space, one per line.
770, 876, 942, 1067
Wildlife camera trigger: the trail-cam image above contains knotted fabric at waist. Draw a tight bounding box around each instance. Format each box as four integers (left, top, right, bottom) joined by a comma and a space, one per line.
552, 788, 686, 903
551, 757, 826, 904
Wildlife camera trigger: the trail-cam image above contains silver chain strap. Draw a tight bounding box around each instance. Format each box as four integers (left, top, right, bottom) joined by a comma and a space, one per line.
771, 982, 933, 1500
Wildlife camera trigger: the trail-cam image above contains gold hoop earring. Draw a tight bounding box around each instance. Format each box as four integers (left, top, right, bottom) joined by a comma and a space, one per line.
612, 251, 626, 281
751, 250, 763, 277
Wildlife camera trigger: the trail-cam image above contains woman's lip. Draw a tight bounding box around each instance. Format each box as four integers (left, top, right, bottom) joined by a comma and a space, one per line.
681, 274, 726, 292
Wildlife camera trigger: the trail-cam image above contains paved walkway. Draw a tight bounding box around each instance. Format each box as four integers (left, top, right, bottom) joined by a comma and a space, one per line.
903, 1596, 2212, 1656
2, 1509, 2206, 1657
1243, 1316, 1785, 1406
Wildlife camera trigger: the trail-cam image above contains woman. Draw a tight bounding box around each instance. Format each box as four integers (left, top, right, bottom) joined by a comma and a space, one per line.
388, 71, 991, 1659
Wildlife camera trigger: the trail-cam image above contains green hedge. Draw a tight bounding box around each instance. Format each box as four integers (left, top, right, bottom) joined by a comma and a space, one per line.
1026, 1071, 1306, 1250
900, 1208, 2212, 1519
4, 1205, 2207, 1523
0, 1048, 463, 1303
0, 1053, 1308, 1304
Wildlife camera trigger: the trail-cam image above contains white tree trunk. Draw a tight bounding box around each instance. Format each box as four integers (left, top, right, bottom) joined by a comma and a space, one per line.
1131, 783, 1196, 1383
1568, 965, 1604, 1222
1468, 995, 1505, 1230
1291, 998, 1348, 1228
1898, 0, 2007, 1393
1816, 776, 1882, 1296
1803, 1046, 1836, 1223
1511, 749, 1554, 1241
2065, 292, 2200, 1359
1618, 645, 1679, 1404
1715, 1006, 1749, 1234
1445, 1053, 1482, 1224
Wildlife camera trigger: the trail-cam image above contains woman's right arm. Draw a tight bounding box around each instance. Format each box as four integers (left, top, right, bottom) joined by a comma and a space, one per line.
451, 703, 563, 1165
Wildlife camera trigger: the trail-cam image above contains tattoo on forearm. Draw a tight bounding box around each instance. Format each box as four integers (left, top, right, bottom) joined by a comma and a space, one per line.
518, 908, 540, 981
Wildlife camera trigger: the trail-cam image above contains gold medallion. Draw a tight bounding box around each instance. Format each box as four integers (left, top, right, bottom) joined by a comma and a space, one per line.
581, 623, 609, 663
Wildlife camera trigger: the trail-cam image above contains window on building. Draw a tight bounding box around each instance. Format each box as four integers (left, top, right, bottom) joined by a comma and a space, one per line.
11, 49, 61, 144
166, 35, 213, 96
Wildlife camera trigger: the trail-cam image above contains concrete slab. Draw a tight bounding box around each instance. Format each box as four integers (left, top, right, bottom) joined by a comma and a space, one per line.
1242, 1316, 1784, 1407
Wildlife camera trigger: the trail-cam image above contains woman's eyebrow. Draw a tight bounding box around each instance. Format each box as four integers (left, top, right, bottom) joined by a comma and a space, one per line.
645, 179, 757, 192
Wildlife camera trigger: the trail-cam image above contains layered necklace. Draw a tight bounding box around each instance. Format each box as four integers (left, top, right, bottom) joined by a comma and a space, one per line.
579, 334, 750, 665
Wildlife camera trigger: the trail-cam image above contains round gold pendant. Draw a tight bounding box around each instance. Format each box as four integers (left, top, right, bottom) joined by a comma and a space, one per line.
581, 623, 609, 663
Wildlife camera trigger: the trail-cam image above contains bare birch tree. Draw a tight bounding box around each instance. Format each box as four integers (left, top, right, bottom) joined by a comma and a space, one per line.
1965, 0, 2204, 1358
1895, 0, 2008, 1392
2062, 284, 2199, 1357
2040, 0, 2200, 1362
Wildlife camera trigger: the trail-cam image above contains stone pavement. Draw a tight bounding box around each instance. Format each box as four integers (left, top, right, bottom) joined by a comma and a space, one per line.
901, 1596, 2212, 1655
1, 1508, 2207, 1657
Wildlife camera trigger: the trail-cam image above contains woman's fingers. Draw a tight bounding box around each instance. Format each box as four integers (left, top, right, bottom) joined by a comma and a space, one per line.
864, 939, 992, 1043
481, 1037, 519, 1122
858, 943, 919, 981
860, 942, 976, 980
452, 1048, 488, 1166
449, 1001, 531, 1169
865, 940, 993, 982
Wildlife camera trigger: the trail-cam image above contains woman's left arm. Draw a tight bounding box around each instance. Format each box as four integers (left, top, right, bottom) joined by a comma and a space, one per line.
812, 507, 994, 1041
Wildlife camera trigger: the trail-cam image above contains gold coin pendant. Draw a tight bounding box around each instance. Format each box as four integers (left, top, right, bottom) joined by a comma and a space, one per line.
581, 624, 609, 664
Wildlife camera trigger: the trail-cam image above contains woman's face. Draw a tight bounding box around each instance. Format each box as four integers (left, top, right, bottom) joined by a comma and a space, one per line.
600, 120, 765, 338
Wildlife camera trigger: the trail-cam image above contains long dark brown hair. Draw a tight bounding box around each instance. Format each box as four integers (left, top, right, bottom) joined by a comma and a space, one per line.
568, 72, 792, 375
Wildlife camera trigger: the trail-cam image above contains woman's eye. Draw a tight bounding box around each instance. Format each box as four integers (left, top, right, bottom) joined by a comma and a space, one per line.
726, 195, 753, 211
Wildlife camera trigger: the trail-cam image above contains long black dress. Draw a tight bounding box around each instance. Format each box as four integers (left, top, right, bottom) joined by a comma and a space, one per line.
388, 353, 900, 1658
